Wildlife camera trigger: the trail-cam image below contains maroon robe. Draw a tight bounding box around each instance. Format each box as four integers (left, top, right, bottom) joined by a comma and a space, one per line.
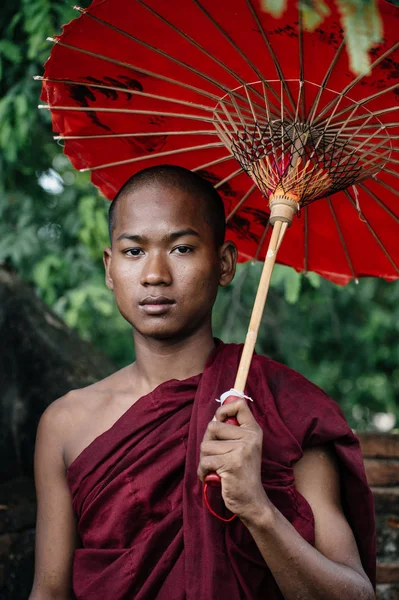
67, 341, 376, 599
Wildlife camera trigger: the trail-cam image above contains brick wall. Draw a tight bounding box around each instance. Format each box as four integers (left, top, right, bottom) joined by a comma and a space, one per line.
358, 432, 399, 600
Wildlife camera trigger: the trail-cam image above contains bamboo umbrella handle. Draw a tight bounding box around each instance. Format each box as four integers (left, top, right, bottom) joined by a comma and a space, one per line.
203, 219, 288, 500
234, 219, 287, 393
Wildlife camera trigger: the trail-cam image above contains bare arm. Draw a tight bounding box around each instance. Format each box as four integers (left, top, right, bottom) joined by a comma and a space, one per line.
198, 399, 375, 600
245, 445, 374, 600
29, 398, 79, 600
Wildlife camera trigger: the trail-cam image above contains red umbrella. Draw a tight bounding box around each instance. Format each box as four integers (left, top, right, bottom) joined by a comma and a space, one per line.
38, 0, 399, 391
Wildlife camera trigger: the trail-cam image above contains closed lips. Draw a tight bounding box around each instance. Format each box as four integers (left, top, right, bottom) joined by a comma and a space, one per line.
139, 297, 175, 305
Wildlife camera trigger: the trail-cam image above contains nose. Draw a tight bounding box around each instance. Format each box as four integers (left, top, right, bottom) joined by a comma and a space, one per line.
140, 251, 172, 287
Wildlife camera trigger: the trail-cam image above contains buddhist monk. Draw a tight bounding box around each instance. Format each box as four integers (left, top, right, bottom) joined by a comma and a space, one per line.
30, 165, 376, 600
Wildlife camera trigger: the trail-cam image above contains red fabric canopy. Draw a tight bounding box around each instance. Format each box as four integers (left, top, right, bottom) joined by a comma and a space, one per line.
40, 0, 399, 284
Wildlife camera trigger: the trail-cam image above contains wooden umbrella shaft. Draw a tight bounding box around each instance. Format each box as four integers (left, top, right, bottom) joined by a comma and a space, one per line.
234, 219, 287, 393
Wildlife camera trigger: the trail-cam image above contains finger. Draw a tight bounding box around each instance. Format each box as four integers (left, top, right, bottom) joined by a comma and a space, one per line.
200, 439, 237, 457
215, 398, 256, 427
197, 455, 226, 482
202, 420, 245, 443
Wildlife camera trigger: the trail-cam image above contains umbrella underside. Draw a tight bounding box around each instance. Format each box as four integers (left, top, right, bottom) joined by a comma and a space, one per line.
39, 0, 399, 284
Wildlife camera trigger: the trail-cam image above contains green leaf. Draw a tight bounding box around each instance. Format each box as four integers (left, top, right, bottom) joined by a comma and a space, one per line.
261, 0, 286, 17
6, 12, 23, 37
0, 96, 12, 122
14, 94, 29, 118
0, 122, 12, 149
0, 40, 22, 64
284, 269, 302, 304
307, 272, 321, 289
33, 254, 63, 290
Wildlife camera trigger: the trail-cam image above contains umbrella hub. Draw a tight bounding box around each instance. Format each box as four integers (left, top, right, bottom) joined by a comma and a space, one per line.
213, 80, 392, 214
269, 191, 299, 227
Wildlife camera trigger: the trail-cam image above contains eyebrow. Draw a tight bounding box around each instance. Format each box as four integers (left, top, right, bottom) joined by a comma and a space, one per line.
116, 228, 200, 243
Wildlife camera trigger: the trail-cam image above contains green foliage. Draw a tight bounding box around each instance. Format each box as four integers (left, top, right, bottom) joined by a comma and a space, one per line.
213, 263, 399, 428
261, 0, 384, 75
1, 0, 398, 430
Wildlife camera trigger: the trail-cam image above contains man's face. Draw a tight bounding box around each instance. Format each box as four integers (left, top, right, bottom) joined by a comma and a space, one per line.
104, 183, 235, 341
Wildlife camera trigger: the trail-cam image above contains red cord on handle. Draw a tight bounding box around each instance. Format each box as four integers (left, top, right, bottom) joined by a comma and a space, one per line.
203, 483, 237, 523
204, 396, 241, 487
203, 394, 246, 520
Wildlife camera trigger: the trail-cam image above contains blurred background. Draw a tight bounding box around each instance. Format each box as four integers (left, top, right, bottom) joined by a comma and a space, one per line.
0, 1, 398, 598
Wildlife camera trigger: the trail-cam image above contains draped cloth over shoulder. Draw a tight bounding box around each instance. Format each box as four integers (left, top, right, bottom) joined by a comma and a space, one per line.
67, 341, 376, 599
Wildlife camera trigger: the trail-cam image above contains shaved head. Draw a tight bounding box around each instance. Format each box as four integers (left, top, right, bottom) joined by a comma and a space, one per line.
108, 165, 226, 247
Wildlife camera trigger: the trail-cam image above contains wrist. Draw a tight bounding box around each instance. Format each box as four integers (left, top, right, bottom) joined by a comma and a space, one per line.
239, 494, 276, 531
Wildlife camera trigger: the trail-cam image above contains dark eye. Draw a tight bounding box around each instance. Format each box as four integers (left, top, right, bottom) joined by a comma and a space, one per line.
173, 245, 192, 254
125, 248, 144, 256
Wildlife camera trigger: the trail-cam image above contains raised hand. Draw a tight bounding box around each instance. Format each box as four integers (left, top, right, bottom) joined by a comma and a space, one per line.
198, 398, 271, 522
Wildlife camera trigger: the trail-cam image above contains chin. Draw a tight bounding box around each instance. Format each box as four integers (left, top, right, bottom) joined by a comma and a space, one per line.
119, 306, 210, 341
128, 318, 186, 340
135, 320, 205, 342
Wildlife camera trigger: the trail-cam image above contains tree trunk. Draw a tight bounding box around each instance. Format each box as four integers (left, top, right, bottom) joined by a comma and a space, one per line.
0, 265, 116, 481
0, 266, 116, 598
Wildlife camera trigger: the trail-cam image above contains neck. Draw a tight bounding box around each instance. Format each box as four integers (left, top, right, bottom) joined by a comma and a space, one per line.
131, 324, 216, 390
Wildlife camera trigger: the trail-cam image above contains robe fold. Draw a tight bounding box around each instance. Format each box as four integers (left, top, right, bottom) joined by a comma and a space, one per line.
67, 341, 376, 599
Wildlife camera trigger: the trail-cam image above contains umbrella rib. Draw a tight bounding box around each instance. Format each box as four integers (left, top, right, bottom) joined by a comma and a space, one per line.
52, 130, 218, 140
334, 131, 398, 141
354, 154, 398, 174
227, 92, 253, 132
313, 41, 399, 125
191, 0, 291, 119
219, 99, 242, 134
226, 184, 257, 222
39, 104, 220, 123
382, 167, 399, 178
262, 82, 279, 166
74, 7, 270, 120
136, 0, 282, 119
339, 128, 391, 162
213, 115, 235, 148
328, 122, 399, 131
45, 38, 226, 105
317, 83, 399, 125
37, 76, 221, 114
244, 0, 296, 116
253, 221, 271, 262
307, 40, 346, 126
344, 189, 399, 275
325, 106, 399, 129
325, 110, 377, 157
192, 154, 235, 173
358, 182, 399, 225
327, 199, 357, 280
360, 154, 394, 182
341, 141, 399, 153
298, 8, 305, 122
373, 176, 399, 197
77, 142, 226, 172
214, 167, 244, 190
346, 143, 399, 166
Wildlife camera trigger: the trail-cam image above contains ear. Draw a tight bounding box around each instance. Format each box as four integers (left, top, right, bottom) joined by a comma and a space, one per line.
218, 241, 237, 287
103, 246, 114, 290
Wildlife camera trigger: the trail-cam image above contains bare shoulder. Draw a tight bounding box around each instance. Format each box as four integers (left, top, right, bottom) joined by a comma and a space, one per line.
39, 363, 134, 436
293, 445, 370, 579
36, 393, 75, 451
293, 444, 340, 506
41, 364, 139, 468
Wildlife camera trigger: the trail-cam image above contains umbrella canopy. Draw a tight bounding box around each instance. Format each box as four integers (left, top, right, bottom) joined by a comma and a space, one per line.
39, 0, 399, 286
